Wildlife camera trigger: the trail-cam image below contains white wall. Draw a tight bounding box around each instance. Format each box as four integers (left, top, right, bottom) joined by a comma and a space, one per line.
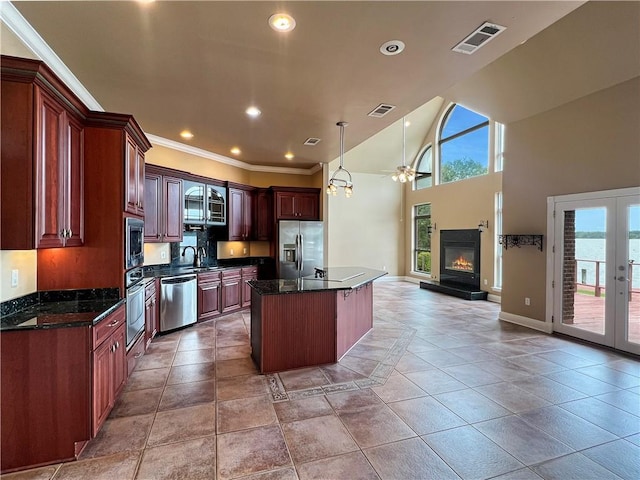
326, 169, 403, 275
0, 251, 37, 301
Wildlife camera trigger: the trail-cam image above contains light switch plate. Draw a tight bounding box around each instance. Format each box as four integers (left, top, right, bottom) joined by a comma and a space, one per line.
11, 269, 18, 288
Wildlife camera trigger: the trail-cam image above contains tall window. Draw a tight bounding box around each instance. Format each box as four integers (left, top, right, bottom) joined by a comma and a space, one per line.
494, 192, 503, 289
495, 122, 505, 172
414, 204, 432, 274
439, 104, 489, 184
414, 145, 432, 190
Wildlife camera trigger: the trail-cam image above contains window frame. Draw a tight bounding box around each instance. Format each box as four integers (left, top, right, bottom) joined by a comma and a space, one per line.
413, 144, 433, 190
438, 104, 490, 184
413, 203, 432, 275
494, 191, 503, 290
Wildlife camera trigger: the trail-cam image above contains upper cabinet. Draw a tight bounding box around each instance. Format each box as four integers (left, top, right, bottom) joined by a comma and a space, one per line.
273, 187, 320, 221
228, 184, 254, 241
253, 188, 273, 241
1, 56, 85, 249
125, 134, 145, 217
144, 166, 183, 243
183, 180, 227, 227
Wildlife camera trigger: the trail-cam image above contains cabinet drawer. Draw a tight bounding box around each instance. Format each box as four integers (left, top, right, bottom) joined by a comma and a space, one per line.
241, 266, 258, 277
93, 305, 126, 349
222, 268, 241, 280
126, 334, 145, 377
198, 271, 221, 283
145, 279, 157, 300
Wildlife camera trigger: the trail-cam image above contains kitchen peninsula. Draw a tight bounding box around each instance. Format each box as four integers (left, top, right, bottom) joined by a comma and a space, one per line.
248, 267, 386, 373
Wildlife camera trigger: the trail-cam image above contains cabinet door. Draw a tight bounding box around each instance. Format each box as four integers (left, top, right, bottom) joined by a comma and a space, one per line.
145, 290, 158, 348
275, 192, 296, 220
92, 338, 112, 437
112, 325, 127, 399
295, 193, 319, 220
34, 87, 66, 248
198, 281, 221, 321
222, 274, 242, 313
125, 136, 138, 215
144, 172, 162, 242
242, 272, 257, 308
136, 149, 145, 216
243, 190, 253, 240
163, 176, 183, 242
228, 188, 245, 241
64, 115, 84, 247
253, 189, 273, 241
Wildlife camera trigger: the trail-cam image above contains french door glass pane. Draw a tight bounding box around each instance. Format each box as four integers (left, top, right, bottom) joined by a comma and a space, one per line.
562, 207, 606, 334
626, 203, 639, 345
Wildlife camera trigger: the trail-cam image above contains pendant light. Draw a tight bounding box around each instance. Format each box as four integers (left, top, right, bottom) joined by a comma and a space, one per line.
326, 121, 353, 197
392, 117, 416, 183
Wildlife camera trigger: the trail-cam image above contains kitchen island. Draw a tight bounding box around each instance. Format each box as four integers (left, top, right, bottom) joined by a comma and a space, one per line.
248, 267, 386, 373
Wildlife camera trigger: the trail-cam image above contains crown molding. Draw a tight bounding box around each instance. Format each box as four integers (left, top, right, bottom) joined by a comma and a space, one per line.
1, 2, 104, 111
146, 134, 322, 176
2, 2, 321, 177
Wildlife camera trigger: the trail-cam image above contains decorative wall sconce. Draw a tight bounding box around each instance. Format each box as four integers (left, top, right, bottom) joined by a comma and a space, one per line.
478, 220, 489, 232
326, 121, 354, 198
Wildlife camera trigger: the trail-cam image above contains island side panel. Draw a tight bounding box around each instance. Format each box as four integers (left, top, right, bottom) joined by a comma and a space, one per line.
254, 290, 337, 373
250, 289, 262, 369
336, 282, 374, 359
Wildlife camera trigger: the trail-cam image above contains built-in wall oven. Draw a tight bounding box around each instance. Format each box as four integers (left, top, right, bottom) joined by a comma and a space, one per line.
125, 267, 145, 349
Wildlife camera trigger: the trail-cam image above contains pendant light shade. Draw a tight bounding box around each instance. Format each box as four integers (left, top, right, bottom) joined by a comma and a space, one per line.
392, 117, 416, 183
326, 122, 354, 197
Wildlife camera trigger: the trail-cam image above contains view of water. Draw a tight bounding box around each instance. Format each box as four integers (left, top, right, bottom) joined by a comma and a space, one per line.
575, 238, 640, 289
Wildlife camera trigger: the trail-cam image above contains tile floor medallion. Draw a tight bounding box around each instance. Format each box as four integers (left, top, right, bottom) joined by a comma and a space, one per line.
3, 281, 639, 480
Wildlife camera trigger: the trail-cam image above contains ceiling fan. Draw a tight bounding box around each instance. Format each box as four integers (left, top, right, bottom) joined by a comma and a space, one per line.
381, 117, 431, 183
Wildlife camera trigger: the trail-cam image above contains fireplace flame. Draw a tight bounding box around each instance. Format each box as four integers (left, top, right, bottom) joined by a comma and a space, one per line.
451, 255, 474, 272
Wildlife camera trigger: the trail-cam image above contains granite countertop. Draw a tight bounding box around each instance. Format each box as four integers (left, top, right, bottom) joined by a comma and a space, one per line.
143, 263, 260, 279
249, 267, 387, 295
1, 288, 124, 332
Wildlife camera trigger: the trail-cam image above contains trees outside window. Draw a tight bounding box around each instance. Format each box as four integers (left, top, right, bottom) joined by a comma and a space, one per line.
414, 204, 432, 273
439, 104, 489, 184
414, 145, 433, 190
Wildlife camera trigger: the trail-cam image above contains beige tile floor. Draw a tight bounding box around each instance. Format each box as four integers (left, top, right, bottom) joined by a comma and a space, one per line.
4, 281, 639, 480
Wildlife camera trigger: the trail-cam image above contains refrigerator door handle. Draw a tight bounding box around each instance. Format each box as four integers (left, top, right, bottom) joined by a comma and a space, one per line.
295, 234, 300, 272
299, 233, 304, 273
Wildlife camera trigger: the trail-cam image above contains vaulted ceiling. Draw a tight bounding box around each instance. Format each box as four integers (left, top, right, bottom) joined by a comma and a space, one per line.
3, 1, 588, 172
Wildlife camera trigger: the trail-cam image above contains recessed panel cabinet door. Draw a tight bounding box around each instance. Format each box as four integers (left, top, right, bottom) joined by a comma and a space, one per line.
92, 338, 112, 437
163, 176, 183, 242
64, 115, 84, 247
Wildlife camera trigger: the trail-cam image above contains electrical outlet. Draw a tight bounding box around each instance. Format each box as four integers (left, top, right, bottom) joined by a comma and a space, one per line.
11, 269, 18, 288
525, 297, 531, 306
243, 247, 247, 255
230, 249, 234, 256
160, 251, 167, 259
484, 279, 488, 285
383, 265, 386, 271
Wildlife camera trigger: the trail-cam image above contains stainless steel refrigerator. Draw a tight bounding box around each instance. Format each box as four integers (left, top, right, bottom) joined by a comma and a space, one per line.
278, 220, 324, 279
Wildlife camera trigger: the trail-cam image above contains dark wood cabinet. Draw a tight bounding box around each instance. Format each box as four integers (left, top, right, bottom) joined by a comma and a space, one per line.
91, 305, 127, 437
241, 266, 258, 308
1, 59, 85, 249
228, 185, 253, 241
144, 168, 183, 243
222, 269, 242, 313
125, 134, 145, 216
198, 271, 222, 321
145, 280, 159, 349
253, 188, 273, 241
273, 187, 320, 220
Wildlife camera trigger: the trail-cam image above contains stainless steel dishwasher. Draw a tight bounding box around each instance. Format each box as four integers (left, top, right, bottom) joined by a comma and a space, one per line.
160, 274, 197, 333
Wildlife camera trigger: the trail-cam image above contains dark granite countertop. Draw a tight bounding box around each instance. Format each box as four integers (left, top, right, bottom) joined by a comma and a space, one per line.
1, 288, 124, 332
248, 267, 387, 295
143, 263, 259, 279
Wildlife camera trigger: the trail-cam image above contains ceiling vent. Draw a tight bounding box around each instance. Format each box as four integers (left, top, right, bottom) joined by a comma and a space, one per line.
452, 22, 506, 55
368, 103, 396, 118
303, 137, 321, 146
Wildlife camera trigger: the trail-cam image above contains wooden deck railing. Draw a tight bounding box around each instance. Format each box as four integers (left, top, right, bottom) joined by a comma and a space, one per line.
576, 259, 636, 300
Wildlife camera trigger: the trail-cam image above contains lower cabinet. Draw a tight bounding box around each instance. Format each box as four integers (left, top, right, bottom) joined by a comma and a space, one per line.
222, 269, 242, 313
241, 266, 258, 308
91, 305, 127, 437
145, 279, 159, 348
198, 271, 222, 321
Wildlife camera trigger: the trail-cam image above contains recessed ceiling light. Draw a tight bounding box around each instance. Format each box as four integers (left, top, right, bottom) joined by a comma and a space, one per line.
268, 13, 296, 32
246, 106, 261, 118
380, 40, 405, 56
180, 130, 194, 139
285, 152, 294, 160
230, 147, 241, 155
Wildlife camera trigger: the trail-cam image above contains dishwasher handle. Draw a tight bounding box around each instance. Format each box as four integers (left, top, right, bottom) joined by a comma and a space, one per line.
161, 275, 197, 285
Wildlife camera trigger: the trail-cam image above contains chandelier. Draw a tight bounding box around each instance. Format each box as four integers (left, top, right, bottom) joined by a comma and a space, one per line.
326, 121, 353, 197
392, 117, 416, 183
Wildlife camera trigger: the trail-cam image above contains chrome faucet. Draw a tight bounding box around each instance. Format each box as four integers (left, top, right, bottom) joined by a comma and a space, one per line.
181, 246, 200, 267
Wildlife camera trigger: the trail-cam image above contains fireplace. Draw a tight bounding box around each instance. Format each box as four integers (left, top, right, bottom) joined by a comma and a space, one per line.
439, 229, 481, 289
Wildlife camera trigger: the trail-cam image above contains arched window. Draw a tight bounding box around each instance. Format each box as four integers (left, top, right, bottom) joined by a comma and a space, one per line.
414, 145, 432, 190
438, 104, 489, 184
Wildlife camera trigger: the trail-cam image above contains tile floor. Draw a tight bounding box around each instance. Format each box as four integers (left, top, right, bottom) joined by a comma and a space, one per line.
4, 281, 639, 480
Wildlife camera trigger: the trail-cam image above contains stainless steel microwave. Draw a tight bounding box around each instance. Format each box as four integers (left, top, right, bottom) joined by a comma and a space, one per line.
125, 217, 144, 270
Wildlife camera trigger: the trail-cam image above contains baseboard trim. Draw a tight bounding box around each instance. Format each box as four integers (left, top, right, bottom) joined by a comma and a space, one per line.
499, 311, 553, 333
487, 294, 501, 304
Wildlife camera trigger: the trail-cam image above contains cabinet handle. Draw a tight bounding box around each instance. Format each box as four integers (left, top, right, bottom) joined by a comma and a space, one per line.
108, 319, 120, 327
68, 229, 73, 238
134, 352, 143, 359
111, 344, 116, 353
115, 341, 120, 349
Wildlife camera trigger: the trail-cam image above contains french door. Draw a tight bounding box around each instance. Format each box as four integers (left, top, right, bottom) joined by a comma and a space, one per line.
550, 188, 640, 355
